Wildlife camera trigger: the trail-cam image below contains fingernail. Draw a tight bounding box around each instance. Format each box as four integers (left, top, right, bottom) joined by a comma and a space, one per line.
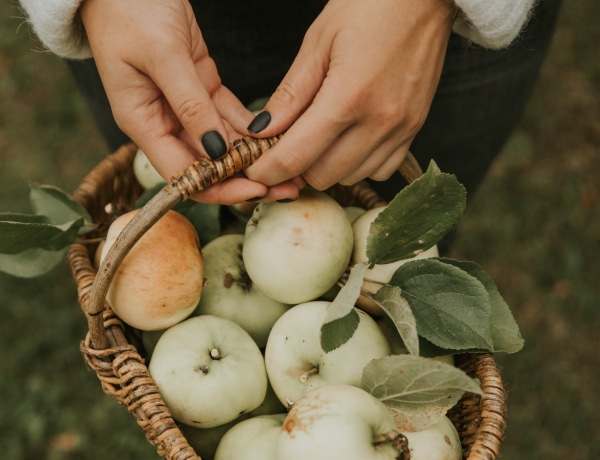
247, 111, 272, 134
246, 196, 265, 202
201, 130, 227, 159
277, 198, 297, 203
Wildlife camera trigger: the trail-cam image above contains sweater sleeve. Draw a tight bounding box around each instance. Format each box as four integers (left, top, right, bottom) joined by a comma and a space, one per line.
452, 0, 537, 49
18, 0, 536, 60
18, 0, 91, 59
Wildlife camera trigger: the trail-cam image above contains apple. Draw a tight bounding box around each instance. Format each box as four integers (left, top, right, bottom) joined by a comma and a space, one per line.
100, 209, 204, 330
148, 315, 268, 428
214, 413, 286, 460
182, 382, 286, 460
351, 206, 439, 315
243, 187, 354, 304
194, 234, 290, 347
343, 205, 366, 224
276, 384, 401, 460
264, 300, 391, 405
133, 148, 165, 189
402, 415, 462, 460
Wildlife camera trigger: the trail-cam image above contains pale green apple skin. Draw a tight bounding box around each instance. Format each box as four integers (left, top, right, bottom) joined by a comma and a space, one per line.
101, 209, 204, 331
214, 414, 286, 460
194, 234, 290, 347
264, 301, 391, 405
402, 415, 462, 460
243, 188, 354, 304
181, 383, 285, 460
132, 148, 165, 189
148, 315, 268, 429
276, 384, 399, 460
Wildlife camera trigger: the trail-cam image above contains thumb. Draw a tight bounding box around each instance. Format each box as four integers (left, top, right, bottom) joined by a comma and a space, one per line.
247, 41, 327, 137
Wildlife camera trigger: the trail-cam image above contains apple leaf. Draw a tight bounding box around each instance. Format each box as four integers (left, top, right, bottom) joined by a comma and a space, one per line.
320, 262, 368, 353
0, 246, 69, 278
29, 183, 92, 227
390, 258, 494, 351
362, 354, 482, 431
372, 285, 420, 356
437, 258, 524, 353
366, 161, 466, 265
136, 183, 222, 245
0, 216, 84, 254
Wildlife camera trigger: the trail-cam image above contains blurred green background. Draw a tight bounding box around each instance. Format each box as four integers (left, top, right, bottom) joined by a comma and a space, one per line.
1, 1, 598, 459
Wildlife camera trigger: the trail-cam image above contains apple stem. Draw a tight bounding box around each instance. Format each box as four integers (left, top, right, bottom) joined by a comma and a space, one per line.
299, 366, 319, 383
373, 430, 411, 460
210, 348, 222, 360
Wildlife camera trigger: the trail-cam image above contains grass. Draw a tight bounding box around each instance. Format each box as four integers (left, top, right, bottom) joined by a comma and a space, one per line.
1, 1, 599, 459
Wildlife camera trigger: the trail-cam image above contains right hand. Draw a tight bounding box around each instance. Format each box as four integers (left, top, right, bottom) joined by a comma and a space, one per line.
80, 0, 301, 204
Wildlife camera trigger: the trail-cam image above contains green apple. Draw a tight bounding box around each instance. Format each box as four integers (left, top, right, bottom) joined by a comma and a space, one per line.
194, 234, 290, 347
148, 315, 268, 428
243, 188, 354, 304
214, 413, 286, 460
133, 148, 165, 189
351, 206, 439, 315
100, 209, 204, 330
402, 415, 462, 460
181, 382, 286, 460
264, 300, 391, 405
276, 384, 400, 460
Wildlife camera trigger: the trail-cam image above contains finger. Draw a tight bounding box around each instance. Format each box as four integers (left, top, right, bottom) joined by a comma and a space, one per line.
152, 51, 230, 159
246, 32, 328, 137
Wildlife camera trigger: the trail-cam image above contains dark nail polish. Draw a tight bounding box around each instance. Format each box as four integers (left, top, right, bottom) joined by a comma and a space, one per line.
247, 111, 272, 134
246, 196, 265, 202
201, 130, 227, 159
277, 198, 297, 203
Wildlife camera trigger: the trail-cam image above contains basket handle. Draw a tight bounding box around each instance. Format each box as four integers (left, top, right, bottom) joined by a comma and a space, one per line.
86, 134, 423, 349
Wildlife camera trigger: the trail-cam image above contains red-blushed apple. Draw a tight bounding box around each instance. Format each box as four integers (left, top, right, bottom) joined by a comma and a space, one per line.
133, 148, 165, 189
193, 234, 290, 347
276, 384, 401, 460
214, 413, 286, 460
264, 300, 391, 406
351, 206, 439, 315
401, 415, 462, 460
243, 188, 354, 304
148, 315, 268, 429
100, 209, 203, 330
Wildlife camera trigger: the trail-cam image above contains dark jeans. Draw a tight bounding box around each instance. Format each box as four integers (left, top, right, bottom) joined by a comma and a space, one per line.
68, 0, 562, 203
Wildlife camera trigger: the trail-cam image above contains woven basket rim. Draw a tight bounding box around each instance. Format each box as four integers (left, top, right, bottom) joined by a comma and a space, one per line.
68, 142, 507, 460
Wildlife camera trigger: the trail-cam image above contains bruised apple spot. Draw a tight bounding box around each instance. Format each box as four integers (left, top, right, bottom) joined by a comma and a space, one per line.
445, 435, 452, 446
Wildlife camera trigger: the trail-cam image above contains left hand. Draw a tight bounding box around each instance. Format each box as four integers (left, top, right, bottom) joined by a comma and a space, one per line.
244, 0, 455, 190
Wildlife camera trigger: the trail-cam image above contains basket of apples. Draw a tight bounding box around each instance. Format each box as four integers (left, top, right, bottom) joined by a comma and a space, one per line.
66, 135, 522, 460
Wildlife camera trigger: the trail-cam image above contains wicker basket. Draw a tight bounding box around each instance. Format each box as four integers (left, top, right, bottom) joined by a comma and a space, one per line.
68, 140, 507, 460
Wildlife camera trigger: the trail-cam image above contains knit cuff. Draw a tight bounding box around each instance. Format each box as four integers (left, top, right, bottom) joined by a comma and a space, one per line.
19, 0, 91, 59
452, 0, 537, 49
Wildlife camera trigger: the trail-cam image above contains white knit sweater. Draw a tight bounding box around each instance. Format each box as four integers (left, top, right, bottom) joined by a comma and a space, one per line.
18, 0, 536, 59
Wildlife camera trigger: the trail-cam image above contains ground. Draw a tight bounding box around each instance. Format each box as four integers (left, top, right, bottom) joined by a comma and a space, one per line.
0, 2, 598, 459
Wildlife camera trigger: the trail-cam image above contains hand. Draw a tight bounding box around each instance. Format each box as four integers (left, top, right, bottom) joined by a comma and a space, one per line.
80, 0, 300, 203
244, 0, 455, 190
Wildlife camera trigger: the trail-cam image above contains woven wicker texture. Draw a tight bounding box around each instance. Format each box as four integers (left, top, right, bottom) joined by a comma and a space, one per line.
68, 141, 506, 459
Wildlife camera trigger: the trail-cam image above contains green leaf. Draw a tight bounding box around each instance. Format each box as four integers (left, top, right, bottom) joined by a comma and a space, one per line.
366, 161, 466, 265
0, 246, 68, 277
390, 258, 494, 351
362, 354, 482, 431
438, 258, 524, 353
373, 285, 420, 356
135, 184, 222, 245
174, 201, 221, 245
0, 218, 84, 254
29, 183, 92, 225
320, 262, 367, 352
